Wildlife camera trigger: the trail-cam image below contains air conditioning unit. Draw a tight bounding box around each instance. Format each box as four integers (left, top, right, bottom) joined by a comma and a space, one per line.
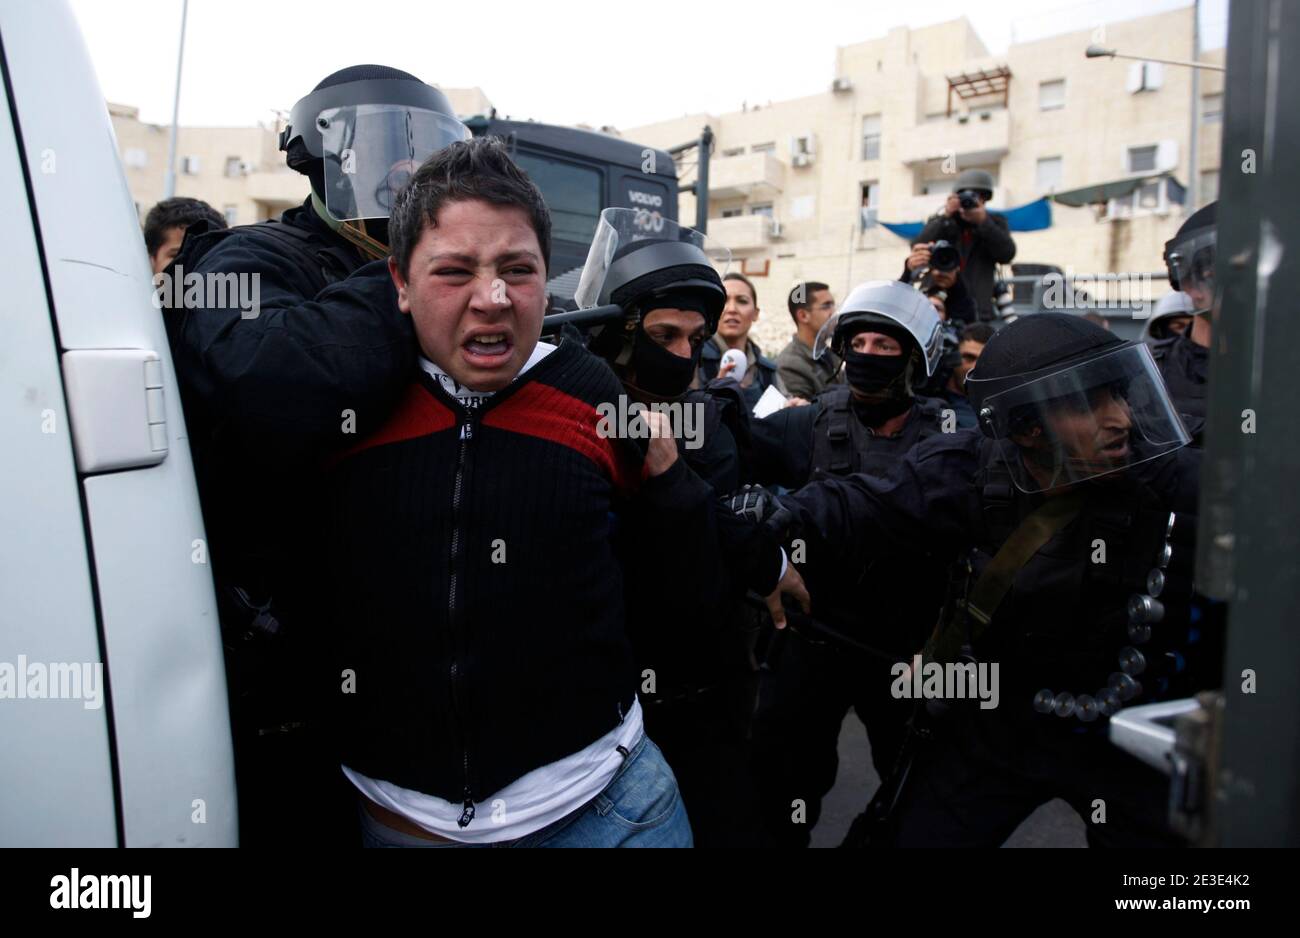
769, 220, 783, 238
831, 77, 854, 93
790, 131, 816, 165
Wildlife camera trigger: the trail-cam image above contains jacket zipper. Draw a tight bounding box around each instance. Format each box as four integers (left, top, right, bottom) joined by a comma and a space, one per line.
448, 416, 476, 826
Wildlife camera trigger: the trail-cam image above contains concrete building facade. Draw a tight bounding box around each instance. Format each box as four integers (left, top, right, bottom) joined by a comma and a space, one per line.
623, 8, 1224, 351
107, 9, 1223, 354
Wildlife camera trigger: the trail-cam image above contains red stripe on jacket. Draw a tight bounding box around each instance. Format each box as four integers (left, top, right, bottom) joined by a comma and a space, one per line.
483, 382, 642, 495
329, 382, 456, 466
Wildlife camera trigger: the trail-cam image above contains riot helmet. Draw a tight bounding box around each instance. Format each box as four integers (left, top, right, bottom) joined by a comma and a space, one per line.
1141, 291, 1196, 343
814, 281, 943, 376
1163, 201, 1217, 314
966, 313, 1190, 493
280, 65, 469, 255
813, 280, 943, 424
575, 207, 729, 399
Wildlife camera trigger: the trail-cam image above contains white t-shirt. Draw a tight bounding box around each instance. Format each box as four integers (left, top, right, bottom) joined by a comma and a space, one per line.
345, 700, 643, 844
345, 338, 644, 844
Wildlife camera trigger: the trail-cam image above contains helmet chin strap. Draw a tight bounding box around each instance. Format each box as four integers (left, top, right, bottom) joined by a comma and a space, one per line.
311, 191, 390, 261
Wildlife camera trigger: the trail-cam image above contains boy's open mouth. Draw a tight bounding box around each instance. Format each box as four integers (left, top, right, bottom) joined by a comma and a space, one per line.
463, 331, 513, 365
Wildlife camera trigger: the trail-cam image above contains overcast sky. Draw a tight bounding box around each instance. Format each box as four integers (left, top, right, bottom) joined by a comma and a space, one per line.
70, 0, 1228, 131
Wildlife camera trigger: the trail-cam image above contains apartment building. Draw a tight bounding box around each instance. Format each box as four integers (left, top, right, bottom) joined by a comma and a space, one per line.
623, 7, 1224, 350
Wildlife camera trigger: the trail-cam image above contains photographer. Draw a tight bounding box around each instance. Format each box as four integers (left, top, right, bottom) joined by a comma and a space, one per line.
899, 239, 976, 324
904, 169, 1016, 321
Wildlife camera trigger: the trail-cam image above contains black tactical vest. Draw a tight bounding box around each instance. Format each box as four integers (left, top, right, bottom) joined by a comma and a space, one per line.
809, 386, 948, 481
964, 439, 1204, 723
805, 387, 949, 653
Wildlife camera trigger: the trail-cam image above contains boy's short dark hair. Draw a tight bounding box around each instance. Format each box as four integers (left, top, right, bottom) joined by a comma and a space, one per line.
388, 136, 552, 280
960, 322, 995, 345
143, 197, 226, 255
787, 280, 829, 323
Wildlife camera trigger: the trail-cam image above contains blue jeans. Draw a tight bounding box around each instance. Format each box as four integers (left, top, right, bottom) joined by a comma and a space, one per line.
359, 735, 693, 848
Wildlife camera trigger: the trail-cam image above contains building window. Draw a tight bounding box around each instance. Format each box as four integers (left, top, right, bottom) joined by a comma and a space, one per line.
181, 155, 201, 175
1127, 145, 1158, 174
750, 142, 776, 154
749, 203, 774, 218
1038, 79, 1065, 111
225, 156, 244, 177
721, 147, 744, 158
1036, 156, 1063, 192
123, 148, 148, 169
720, 208, 743, 218
861, 115, 881, 161
1201, 170, 1220, 203
860, 181, 879, 230
1201, 92, 1223, 122
223, 204, 239, 226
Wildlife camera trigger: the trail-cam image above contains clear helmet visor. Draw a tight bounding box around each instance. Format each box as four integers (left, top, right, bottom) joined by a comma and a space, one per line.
978, 343, 1191, 493
1165, 228, 1216, 311
574, 207, 730, 310
813, 280, 944, 376
318, 104, 470, 222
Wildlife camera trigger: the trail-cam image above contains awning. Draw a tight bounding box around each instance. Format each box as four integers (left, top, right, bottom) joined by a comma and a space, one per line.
879, 196, 1053, 241
1051, 173, 1185, 207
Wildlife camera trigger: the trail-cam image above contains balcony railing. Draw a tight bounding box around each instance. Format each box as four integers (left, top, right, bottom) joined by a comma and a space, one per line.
898, 109, 1010, 166
707, 213, 777, 252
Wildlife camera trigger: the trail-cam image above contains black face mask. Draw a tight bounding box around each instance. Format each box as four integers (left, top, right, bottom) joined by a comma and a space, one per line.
843, 349, 913, 425
844, 348, 909, 392
628, 325, 701, 400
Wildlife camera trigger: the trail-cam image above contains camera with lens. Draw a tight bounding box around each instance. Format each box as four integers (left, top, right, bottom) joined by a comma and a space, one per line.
930, 240, 960, 272
957, 188, 981, 211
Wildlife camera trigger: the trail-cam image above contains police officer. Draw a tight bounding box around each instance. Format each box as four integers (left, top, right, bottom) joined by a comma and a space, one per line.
1142, 290, 1196, 345
1158, 201, 1218, 433
162, 65, 469, 845
573, 208, 806, 846
577, 209, 748, 492
746, 281, 950, 846
754, 313, 1208, 846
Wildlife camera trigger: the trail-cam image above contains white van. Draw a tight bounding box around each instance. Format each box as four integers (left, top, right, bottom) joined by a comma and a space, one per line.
0, 0, 236, 846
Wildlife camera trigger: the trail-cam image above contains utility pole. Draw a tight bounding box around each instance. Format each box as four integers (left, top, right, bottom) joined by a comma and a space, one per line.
163, 0, 189, 200
1187, 0, 1201, 215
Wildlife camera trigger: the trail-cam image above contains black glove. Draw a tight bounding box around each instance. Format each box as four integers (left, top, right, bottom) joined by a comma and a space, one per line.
724, 484, 795, 542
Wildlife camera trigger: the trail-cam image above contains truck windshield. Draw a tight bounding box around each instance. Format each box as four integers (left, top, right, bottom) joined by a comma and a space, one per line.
514, 152, 602, 244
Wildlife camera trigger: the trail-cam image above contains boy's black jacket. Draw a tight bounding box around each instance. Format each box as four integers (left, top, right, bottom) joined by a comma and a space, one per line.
318, 339, 713, 807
